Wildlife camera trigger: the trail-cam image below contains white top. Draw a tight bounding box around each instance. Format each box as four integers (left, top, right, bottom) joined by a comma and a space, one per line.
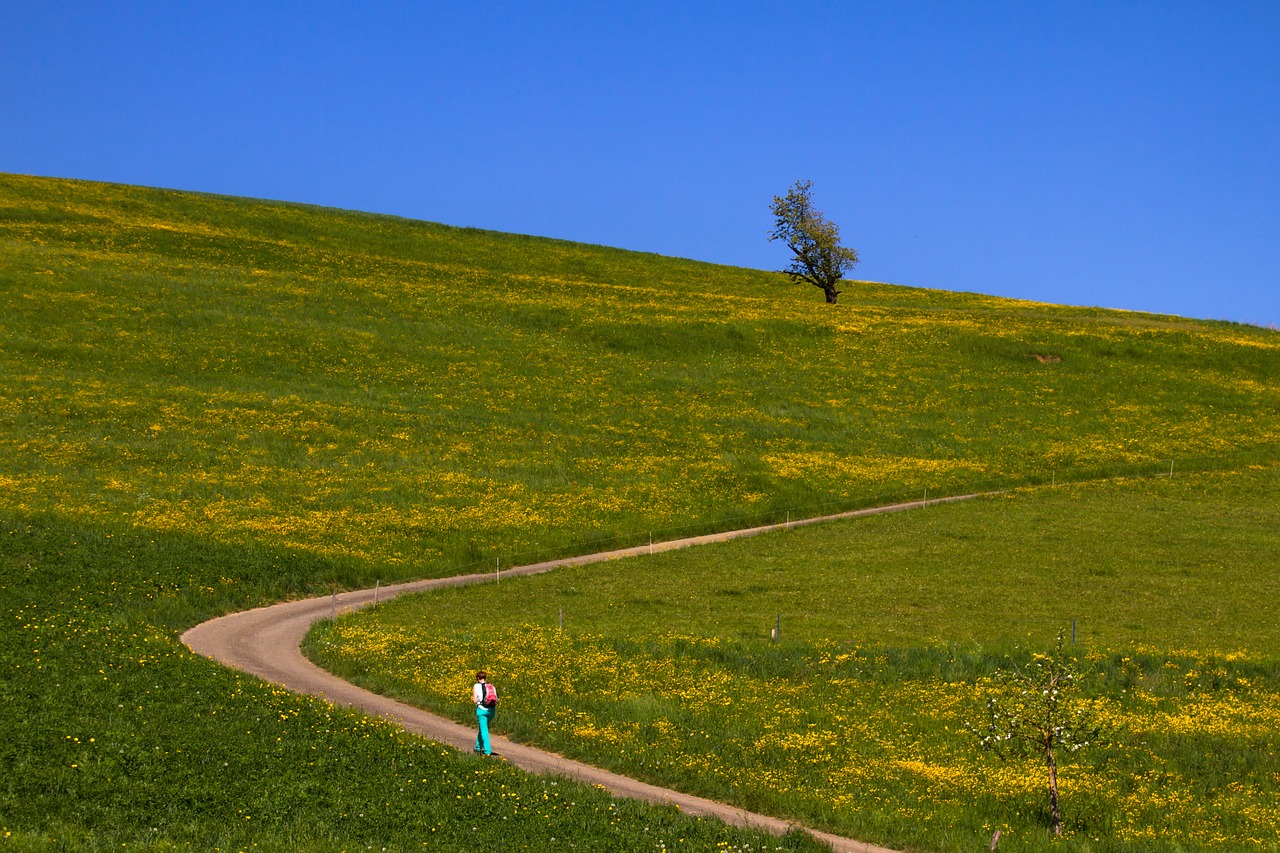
473, 681, 485, 706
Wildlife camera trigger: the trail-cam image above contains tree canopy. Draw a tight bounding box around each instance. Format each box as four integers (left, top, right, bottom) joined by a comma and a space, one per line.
767, 179, 859, 304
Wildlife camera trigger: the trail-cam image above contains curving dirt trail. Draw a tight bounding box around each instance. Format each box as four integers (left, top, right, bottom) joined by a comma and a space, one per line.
183, 495, 978, 852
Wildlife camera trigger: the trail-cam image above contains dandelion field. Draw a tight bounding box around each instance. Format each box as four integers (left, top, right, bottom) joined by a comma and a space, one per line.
311, 467, 1280, 852
2, 172, 1279, 850
4, 174, 1278, 577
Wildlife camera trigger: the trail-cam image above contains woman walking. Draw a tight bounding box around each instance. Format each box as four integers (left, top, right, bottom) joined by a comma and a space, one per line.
472, 670, 497, 756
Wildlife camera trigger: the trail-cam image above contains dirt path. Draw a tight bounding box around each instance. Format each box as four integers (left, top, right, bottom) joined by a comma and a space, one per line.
183, 494, 977, 852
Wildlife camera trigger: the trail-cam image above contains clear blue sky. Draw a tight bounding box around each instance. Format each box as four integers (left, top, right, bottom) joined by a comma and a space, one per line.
4, 2, 1277, 325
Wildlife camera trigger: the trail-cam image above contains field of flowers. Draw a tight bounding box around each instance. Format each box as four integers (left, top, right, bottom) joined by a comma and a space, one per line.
3, 174, 1278, 577
314, 626, 1280, 851
2, 172, 1279, 850
310, 467, 1280, 852
0, 511, 823, 852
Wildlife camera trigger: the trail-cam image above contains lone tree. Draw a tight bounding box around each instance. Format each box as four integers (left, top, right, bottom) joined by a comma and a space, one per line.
973, 632, 1104, 838
768, 179, 859, 304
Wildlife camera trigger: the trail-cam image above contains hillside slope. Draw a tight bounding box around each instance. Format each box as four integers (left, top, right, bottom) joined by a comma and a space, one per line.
1, 173, 1277, 851
3, 173, 1277, 580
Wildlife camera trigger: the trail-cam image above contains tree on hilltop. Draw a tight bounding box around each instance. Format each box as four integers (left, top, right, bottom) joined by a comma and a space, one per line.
768, 179, 859, 304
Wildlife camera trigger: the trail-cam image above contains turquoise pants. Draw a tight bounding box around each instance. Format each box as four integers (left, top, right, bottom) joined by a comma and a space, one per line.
475, 705, 494, 755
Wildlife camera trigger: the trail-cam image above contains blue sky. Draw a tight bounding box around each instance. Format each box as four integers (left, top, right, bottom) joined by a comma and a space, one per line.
4, 2, 1277, 325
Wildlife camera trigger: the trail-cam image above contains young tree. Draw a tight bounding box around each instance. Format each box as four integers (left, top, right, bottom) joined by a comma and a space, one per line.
973, 632, 1103, 838
767, 179, 860, 304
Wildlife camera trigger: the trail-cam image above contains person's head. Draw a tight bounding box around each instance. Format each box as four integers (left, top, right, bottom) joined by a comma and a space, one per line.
476, 670, 487, 682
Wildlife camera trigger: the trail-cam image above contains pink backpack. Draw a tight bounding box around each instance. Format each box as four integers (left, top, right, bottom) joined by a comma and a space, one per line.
481, 681, 498, 708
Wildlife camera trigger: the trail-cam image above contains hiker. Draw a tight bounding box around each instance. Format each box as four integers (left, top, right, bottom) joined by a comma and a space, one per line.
472, 670, 498, 755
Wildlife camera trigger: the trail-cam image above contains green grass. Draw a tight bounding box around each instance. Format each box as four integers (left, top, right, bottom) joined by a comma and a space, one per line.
4, 174, 1279, 574
2, 171, 1279, 851
310, 466, 1280, 851
0, 512, 824, 853
324, 466, 1280, 653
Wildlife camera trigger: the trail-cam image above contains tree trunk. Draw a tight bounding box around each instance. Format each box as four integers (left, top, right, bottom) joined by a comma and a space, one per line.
824, 288, 840, 304
1047, 750, 1062, 836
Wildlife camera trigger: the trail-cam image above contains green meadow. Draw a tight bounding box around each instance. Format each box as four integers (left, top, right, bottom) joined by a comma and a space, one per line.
2, 171, 1279, 851
317, 468, 1280, 653
311, 467, 1280, 852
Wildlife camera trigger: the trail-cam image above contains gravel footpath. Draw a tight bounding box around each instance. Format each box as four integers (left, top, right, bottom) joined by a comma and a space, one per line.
183, 495, 977, 851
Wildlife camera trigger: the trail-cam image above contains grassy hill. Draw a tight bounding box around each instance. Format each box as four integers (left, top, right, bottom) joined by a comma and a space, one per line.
1, 172, 1278, 851
311, 467, 1280, 851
